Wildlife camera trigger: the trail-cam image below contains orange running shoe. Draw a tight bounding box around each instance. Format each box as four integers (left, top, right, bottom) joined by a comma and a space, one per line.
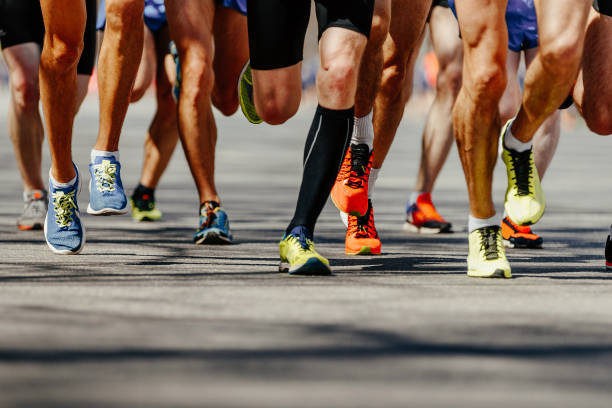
403, 192, 452, 234
346, 199, 381, 255
501, 216, 542, 248
331, 143, 371, 217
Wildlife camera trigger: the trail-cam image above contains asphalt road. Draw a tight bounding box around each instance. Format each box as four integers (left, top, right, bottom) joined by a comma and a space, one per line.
1, 94, 612, 407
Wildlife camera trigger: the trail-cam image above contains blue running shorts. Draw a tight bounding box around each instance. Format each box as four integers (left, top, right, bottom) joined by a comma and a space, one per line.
505, 0, 538, 51
97, 0, 167, 33
220, 0, 247, 15
448, 0, 538, 51
97, 0, 245, 32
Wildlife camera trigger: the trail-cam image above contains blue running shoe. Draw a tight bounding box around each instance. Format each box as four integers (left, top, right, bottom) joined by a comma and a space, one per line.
193, 201, 233, 245
45, 166, 86, 255
170, 41, 181, 101
87, 154, 128, 215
